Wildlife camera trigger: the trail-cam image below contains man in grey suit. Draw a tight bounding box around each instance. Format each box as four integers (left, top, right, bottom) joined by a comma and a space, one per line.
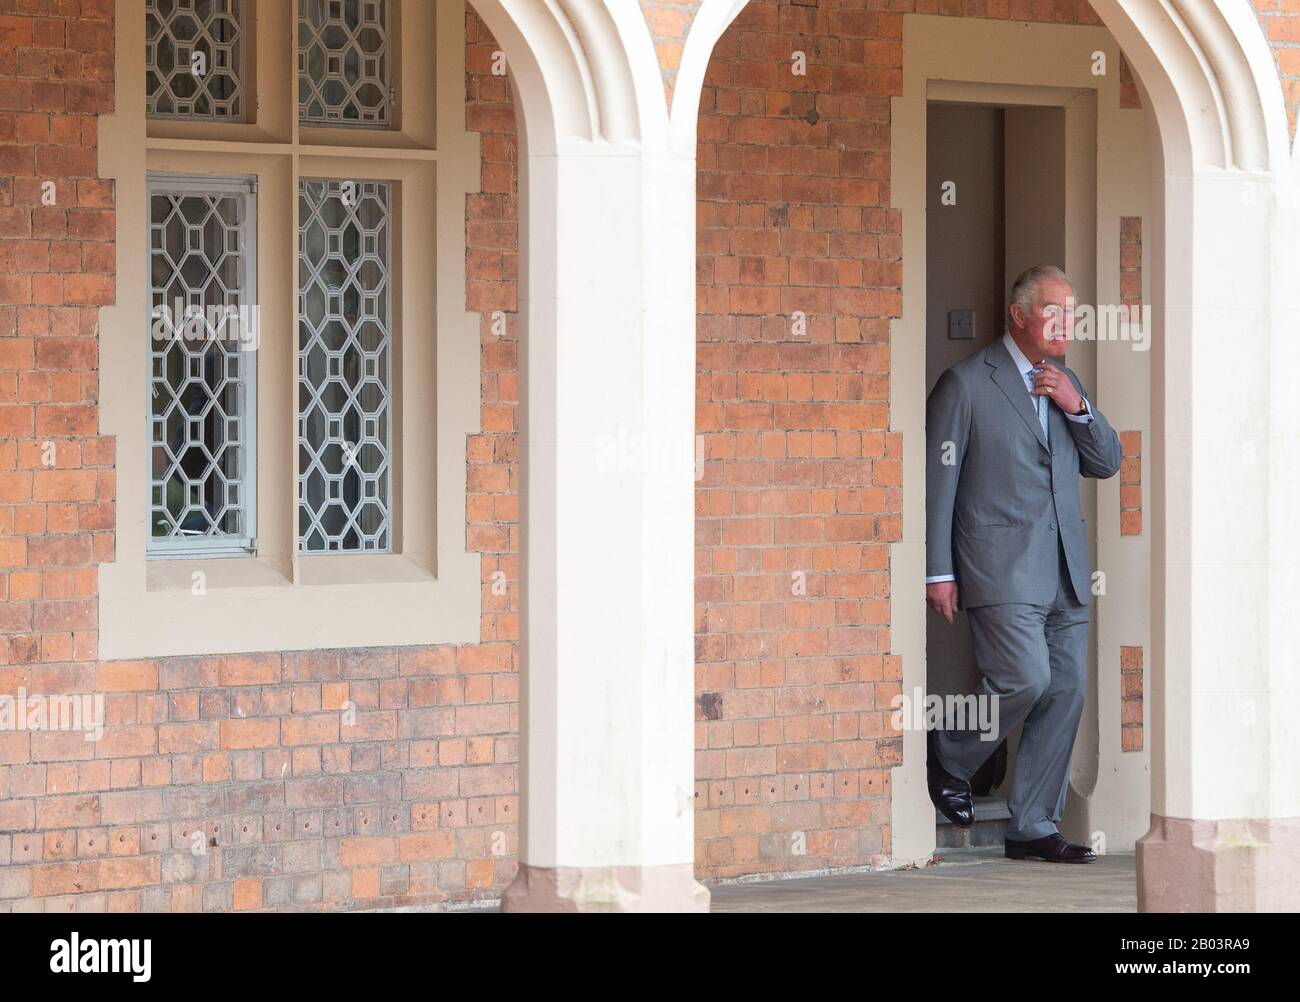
924, 264, 1122, 863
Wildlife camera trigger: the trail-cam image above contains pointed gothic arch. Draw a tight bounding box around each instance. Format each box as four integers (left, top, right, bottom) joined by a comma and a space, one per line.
468, 0, 1299, 911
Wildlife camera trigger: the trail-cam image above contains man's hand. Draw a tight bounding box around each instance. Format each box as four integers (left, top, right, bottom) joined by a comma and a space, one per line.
1031, 365, 1084, 414
926, 581, 959, 624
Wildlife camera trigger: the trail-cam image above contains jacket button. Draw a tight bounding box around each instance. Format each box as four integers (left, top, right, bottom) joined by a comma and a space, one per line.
1049, 523, 1057, 530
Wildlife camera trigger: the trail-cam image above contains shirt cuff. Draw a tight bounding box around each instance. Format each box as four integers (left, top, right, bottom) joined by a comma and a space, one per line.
925, 574, 956, 584
1065, 397, 1094, 424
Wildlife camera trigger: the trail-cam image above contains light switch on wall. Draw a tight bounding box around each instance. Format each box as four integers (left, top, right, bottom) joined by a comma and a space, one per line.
948, 309, 975, 340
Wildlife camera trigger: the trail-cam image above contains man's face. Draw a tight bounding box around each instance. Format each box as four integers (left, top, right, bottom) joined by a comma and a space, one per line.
1014, 277, 1074, 361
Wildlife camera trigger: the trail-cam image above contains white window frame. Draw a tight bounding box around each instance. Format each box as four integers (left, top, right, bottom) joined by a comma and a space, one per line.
297, 0, 394, 129
145, 0, 248, 123
296, 174, 394, 555
146, 171, 259, 559
99, 0, 479, 659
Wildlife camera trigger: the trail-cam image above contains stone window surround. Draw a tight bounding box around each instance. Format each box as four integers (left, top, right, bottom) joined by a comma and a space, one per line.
97, 0, 482, 659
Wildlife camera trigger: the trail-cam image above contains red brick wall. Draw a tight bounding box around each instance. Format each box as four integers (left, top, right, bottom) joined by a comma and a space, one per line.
694, 2, 901, 876
0, 0, 114, 675
1120, 644, 1143, 752
1255, 0, 1300, 141
1, 0, 118, 907
0, 4, 521, 913
464, 12, 521, 657
1119, 430, 1142, 536
1118, 52, 1141, 108
642, 0, 704, 106
1118, 216, 1143, 538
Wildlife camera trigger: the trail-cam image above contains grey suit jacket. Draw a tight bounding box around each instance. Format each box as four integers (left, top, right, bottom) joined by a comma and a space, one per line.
925, 339, 1123, 609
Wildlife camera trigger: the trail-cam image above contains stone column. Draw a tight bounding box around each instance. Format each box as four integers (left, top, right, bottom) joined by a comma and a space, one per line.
468, 0, 747, 911
1093, 0, 1300, 911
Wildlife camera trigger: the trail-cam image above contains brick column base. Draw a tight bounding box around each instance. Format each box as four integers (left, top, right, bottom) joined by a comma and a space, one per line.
500, 862, 710, 913
1137, 814, 1300, 911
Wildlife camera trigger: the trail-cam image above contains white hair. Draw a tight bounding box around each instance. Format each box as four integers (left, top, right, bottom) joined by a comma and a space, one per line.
1008, 264, 1070, 323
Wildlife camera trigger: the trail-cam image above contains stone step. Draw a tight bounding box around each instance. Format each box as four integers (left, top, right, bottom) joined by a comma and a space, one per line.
936, 795, 1012, 849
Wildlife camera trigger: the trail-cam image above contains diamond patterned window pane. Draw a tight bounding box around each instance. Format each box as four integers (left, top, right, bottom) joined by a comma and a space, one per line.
299, 0, 391, 127
146, 0, 245, 121
298, 179, 392, 553
148, 176, 255, 554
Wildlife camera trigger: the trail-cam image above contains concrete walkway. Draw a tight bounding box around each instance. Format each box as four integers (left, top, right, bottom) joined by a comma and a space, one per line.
705, 847, 1137, 912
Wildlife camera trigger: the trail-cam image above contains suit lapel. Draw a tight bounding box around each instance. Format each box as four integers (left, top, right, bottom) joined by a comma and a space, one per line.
986, 339, 1050, 454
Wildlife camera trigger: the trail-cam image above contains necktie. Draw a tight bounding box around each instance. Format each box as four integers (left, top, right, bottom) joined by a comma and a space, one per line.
1029, 371, 1048, 443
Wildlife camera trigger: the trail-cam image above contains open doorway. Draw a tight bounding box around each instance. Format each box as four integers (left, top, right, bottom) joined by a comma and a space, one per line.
890, 14, 1156, 871
923, 98, 1099, 847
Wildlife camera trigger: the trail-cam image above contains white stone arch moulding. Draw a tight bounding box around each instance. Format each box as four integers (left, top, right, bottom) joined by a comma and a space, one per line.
467, 0, 748, 156
1093, 0, 1288, 172
467, 0, 1292, 246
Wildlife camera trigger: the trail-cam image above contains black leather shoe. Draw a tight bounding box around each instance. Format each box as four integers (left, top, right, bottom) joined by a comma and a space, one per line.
926, 728, 974, 828
1005, 832, 1097, 863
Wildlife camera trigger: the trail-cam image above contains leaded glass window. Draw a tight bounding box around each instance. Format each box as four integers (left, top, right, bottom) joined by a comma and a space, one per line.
299, 0, 391, 127
146, 0, 245, 121
148, 174, 257, 556
298, 179, 392, 553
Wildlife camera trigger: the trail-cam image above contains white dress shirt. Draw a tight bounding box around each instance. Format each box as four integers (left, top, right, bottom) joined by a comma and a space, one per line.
926, 332, 1093, 586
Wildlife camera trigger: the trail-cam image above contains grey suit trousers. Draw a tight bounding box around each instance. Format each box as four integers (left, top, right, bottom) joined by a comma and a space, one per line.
933, 537, 1090, 841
